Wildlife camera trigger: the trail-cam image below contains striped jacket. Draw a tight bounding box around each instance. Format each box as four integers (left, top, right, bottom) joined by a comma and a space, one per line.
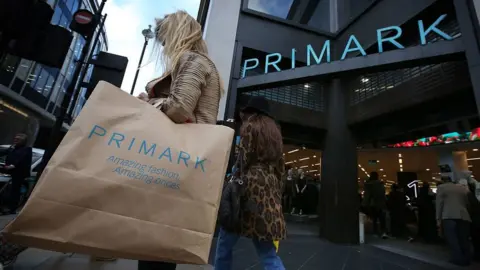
146, 51, 222, 125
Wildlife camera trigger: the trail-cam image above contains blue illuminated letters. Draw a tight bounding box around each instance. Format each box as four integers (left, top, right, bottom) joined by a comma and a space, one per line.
241, 14, 453, 78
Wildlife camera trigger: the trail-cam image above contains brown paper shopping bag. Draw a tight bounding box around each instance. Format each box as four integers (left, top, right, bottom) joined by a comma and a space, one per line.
3, 81, 234, 264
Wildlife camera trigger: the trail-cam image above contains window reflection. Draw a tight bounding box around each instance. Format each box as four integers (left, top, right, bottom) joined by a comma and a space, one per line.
248, 0, 294, 19
306, 0, 331, 32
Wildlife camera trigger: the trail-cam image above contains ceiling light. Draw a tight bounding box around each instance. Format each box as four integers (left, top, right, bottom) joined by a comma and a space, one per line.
383, 175, 386, 177
285, 161, 293, 165
398, 154, 402, 158
304, 84, 310, 88
302, 146, 306, 150
467, 157, 480, 161
300, 165, 308, 168
288, 149, 299, 154
400, 168, 403, 172
400, 164, 403, 168
358, 164, 361, 167
474, 149, 479, 152
313, 155, 316, 158
426, 168, 430, 171
399, 159, 403, 164
361, 78, 369, 83
358, 178, 360, 180
309, 170, 317, 173
299, 157, 310, 161
377, 160, 380, 163
380, 168, 384, 171
469, 165, 473, 168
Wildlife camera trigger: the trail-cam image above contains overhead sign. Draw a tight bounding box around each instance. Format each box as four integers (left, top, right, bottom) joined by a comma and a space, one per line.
74, 10, 94, 25
241, 14, 454, 78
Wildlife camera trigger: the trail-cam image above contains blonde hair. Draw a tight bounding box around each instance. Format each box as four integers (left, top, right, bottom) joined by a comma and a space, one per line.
155, 10, 209, 72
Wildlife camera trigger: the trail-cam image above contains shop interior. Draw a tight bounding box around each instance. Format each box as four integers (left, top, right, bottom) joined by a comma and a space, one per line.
282, 141, 480, 218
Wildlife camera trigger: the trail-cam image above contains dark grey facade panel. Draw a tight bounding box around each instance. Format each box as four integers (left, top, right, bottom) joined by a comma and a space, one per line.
334, 0, 436, 57
236, 14, 331, 63
237, 39, 465, 91
348, 61, 471, 124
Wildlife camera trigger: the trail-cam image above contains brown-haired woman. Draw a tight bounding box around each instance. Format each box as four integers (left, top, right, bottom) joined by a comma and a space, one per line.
214, 96, 286, 270
137, 10, 222, 270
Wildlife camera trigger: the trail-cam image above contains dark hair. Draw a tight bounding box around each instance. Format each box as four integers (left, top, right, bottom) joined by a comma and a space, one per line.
391, 184, 398, 191
240, 113, 283, 163
369, 172, 379, 181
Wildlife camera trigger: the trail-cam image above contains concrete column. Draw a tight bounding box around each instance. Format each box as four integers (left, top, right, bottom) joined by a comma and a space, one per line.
319, 79, 359, 244
201, 0, 242, 121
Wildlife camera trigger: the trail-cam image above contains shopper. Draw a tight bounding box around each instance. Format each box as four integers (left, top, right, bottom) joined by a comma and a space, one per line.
417, 183, 438, 243
387, 184, 407, 238
363, 172, 388, 238
137, 10, 223, 270
467, 182, 480, 261
436, 178, 472, 266
214, 96, 286, 270
1, 133, 32, 215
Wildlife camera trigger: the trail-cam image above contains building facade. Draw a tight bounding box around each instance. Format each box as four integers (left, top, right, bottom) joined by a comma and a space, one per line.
0, 0, 108, 147
200, 0, 480, 243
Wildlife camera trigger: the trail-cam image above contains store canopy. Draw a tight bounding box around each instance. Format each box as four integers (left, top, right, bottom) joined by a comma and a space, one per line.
237, 39, 465, 92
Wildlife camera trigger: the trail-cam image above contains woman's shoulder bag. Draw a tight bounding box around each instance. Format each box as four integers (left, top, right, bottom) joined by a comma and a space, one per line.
218, 151, 247, 232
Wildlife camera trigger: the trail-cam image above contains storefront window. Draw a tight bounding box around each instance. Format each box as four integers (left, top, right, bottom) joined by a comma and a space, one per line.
338, 0, 375, 29
51, 6, 62, 25
247, 0, 295, 19
15, 60, 34, 82
306, 0, 331, 32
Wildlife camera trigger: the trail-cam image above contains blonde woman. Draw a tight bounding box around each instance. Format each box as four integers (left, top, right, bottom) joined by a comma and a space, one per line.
136, 10, 222, 270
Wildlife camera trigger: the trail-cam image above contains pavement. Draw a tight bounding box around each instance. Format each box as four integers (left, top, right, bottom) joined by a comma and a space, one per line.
2, 215, 479, 269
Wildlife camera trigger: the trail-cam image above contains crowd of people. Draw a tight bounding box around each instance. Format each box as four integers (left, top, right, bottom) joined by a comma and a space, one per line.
362, 171, 480, 267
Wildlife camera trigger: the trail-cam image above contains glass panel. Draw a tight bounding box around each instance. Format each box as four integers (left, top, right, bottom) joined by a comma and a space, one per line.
0, 55, 19, 86
338, 0, 375, 29
60, 14, 69, 28
307, 0, 331, 32
28, 65, 42, 88
34, 69, 49, 93
44, 75, 55, 97
51, 6, 62, 25
66, 0, 75, 11
248, 0, 294, 19
16, 60, 33, 82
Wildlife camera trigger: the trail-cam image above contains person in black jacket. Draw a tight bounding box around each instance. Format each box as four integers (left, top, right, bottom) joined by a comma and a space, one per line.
417, 183, 438, 243
467, 182, 480, 261
388, 184, 407, 238
2, 133, 32, 215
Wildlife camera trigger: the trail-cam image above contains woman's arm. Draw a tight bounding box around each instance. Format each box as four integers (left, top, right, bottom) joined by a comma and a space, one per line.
161, 52, 210, 123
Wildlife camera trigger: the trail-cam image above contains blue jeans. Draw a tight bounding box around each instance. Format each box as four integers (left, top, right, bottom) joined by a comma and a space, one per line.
214, 228, 285, 270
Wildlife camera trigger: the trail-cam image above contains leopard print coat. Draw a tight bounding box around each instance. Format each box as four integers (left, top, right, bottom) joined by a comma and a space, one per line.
238, 122, 287, 241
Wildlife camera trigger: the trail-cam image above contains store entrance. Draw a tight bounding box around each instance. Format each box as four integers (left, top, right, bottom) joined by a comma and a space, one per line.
282, 144, 321, 236
358, 143, 480, 264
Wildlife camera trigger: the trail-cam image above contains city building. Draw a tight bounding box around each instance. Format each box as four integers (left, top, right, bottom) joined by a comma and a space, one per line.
0, 0, 108, 147
200, 0, 480, 244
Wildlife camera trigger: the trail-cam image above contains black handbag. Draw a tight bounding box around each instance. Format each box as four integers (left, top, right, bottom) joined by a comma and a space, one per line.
218, 152, 247, 232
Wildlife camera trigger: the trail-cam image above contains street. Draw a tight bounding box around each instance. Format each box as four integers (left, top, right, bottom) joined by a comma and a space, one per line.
2, 215, 473, 270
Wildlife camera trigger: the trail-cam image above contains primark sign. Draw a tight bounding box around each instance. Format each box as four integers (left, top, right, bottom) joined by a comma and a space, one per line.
241, 14, 454, 78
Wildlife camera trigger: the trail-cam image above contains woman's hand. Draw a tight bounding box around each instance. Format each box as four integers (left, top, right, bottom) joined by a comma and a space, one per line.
137, 92, 149, 102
